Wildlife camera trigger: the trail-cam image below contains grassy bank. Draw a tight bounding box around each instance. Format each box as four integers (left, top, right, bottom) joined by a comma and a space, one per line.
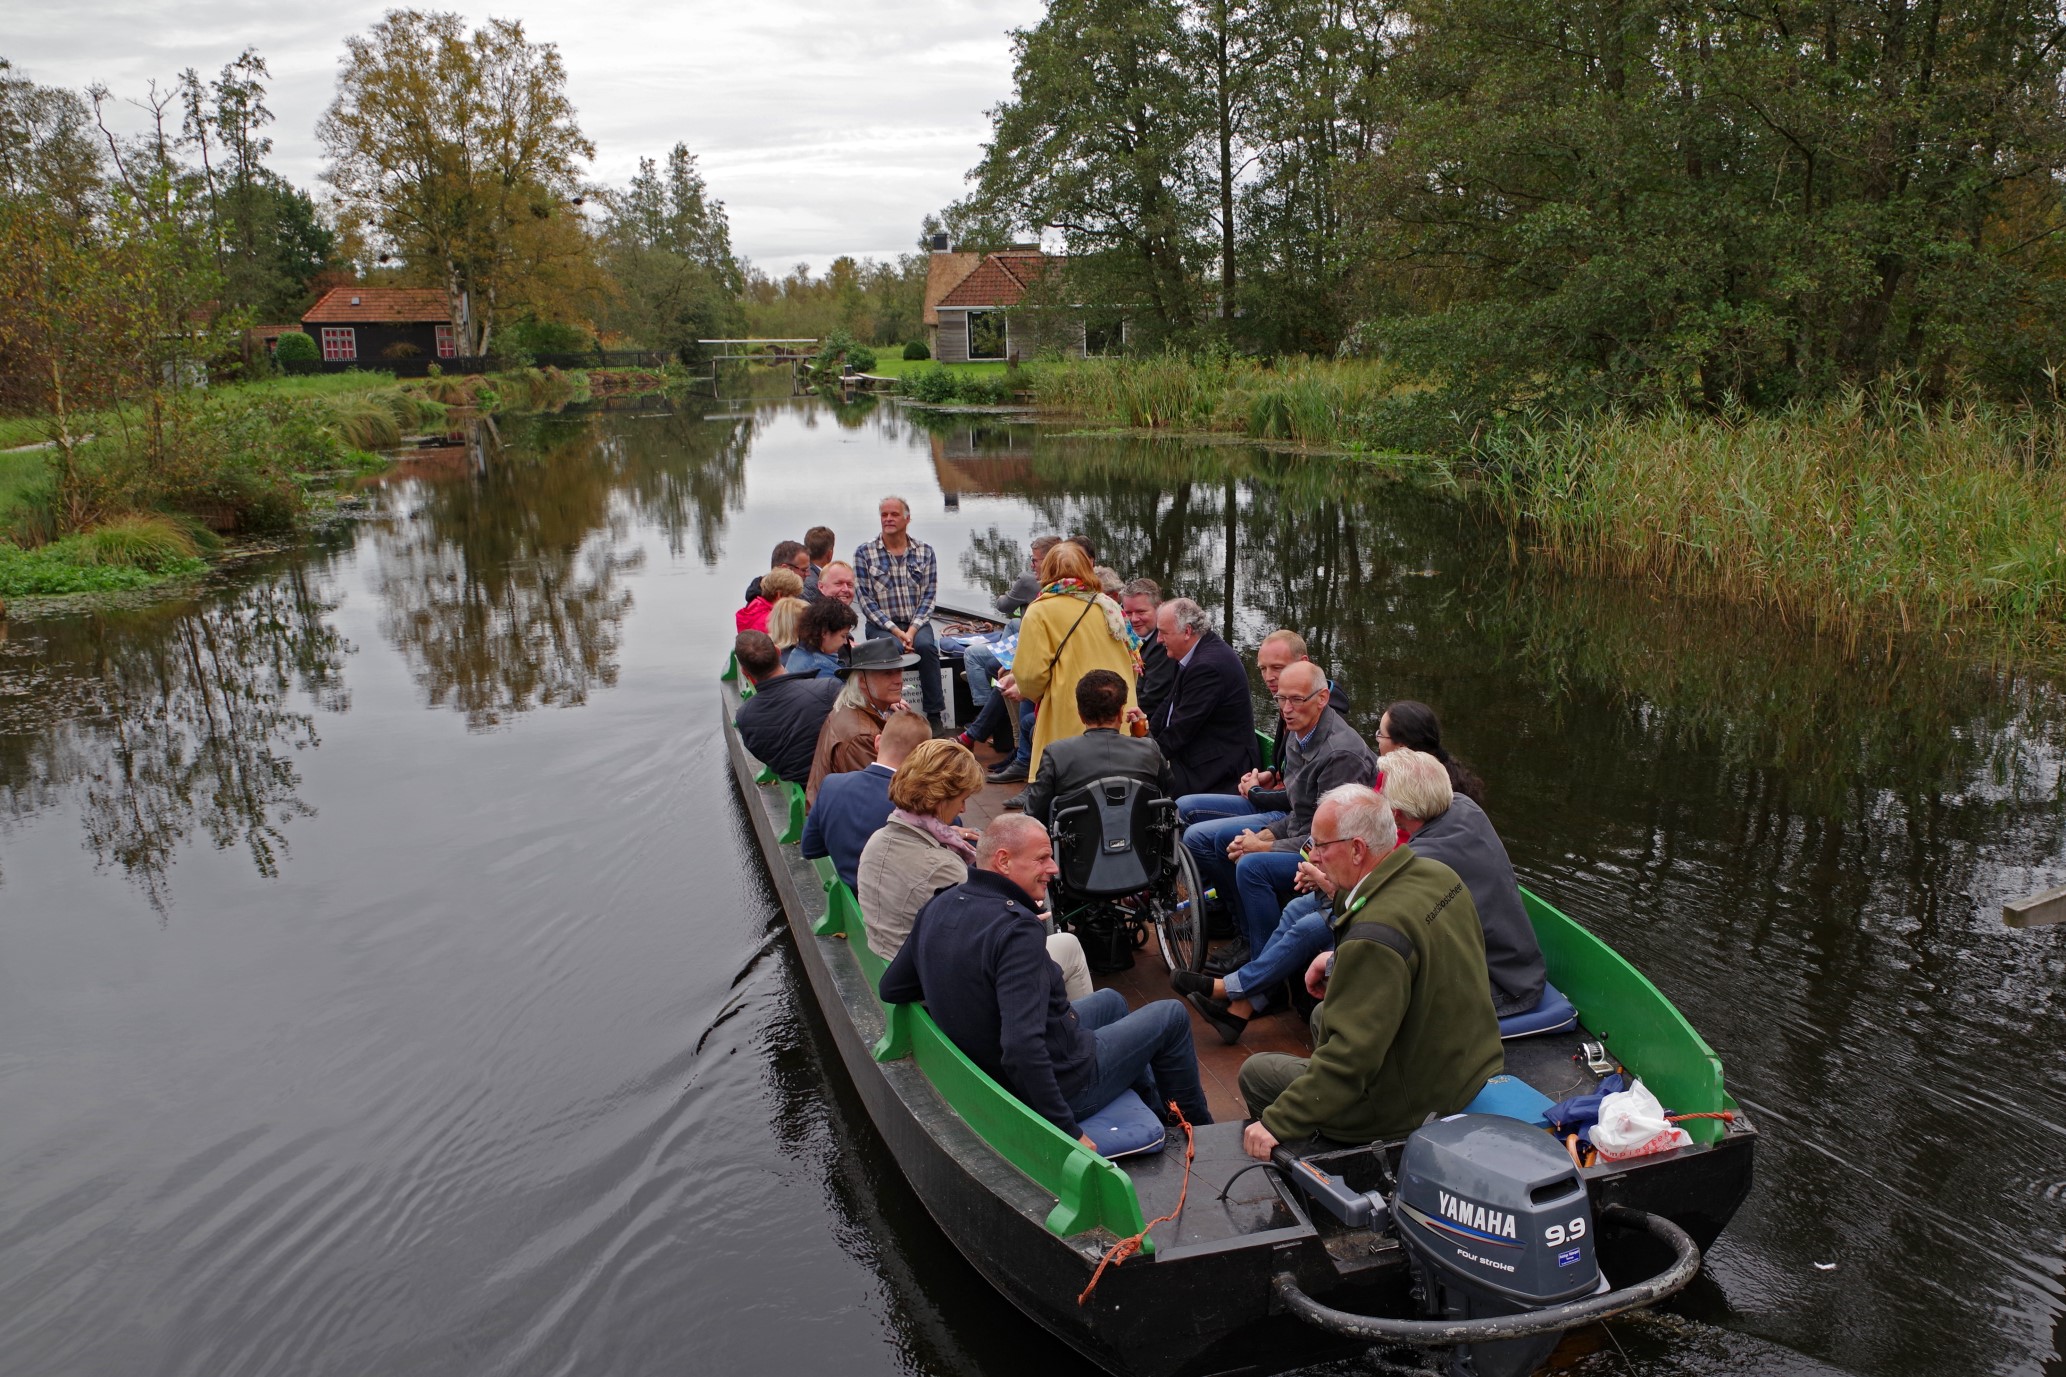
1024, 355, 2066, 646
1473, 396, 2066, 642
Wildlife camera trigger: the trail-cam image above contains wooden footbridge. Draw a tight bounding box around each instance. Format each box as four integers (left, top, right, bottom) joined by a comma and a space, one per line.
697, 339, 818, 386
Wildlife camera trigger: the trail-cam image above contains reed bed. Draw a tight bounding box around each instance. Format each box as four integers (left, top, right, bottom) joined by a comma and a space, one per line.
1029, 356, 1405, 445
1473, 394, 2066, 640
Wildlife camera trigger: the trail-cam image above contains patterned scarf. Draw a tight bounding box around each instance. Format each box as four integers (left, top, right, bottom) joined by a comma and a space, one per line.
1036, 579, 1144, 675
891, 807, 978, 864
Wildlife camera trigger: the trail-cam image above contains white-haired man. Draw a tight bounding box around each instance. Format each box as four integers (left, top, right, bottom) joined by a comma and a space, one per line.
1380, 749, 1545, 1018
853, 495, 944, 731
1239, 784, 1502, 1160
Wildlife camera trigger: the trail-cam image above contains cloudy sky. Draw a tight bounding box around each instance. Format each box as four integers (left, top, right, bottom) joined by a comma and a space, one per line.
5, 0, 1043, 272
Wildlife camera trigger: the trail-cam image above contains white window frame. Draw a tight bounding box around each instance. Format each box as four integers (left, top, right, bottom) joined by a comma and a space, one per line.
320, 327, 357, 362
435, 324, 457, 358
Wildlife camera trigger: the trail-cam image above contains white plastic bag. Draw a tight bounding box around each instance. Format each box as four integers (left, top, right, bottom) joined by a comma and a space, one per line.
1590, 1078, 1692, 1161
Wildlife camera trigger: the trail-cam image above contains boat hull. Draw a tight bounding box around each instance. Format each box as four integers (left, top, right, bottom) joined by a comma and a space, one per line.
720, 675, 1754, 1376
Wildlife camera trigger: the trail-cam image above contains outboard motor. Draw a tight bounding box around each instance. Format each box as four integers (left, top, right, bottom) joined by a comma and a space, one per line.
1275, 1113, 1691, 1377
1392, 1115, 1601, 1376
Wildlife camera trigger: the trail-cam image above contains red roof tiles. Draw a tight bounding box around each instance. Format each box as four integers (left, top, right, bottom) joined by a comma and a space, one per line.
936, 252, 1057, 309
302, 287, 450, 325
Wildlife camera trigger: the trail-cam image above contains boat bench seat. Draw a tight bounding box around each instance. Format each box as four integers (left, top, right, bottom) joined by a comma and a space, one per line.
1497, 981, 1580, 1040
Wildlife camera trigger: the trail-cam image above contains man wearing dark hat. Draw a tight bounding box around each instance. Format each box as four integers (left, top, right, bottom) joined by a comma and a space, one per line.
806, 636, 920, 806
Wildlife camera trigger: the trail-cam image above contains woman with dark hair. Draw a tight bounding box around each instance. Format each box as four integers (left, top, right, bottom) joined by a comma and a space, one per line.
786, 596, 859, 675
1376, 700, 1487, 807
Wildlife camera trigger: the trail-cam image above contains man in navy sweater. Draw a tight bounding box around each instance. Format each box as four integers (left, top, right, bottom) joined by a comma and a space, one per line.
879, 814, 1212, 1144
802, 711, 932, 887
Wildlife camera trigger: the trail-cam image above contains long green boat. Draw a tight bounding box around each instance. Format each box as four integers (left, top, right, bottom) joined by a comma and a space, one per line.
721, 647, 1755, 1376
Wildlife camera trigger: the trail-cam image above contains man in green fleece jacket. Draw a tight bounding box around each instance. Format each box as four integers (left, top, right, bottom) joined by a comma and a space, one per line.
1239, 783, 1503, 1159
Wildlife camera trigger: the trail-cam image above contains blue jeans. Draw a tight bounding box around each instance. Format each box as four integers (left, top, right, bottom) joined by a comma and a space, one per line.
959, 635, 1005, 707
868, 617, 943, 717
1224, 892, 1333, 1013
1177, 793, 1282, 827
1233, 851, 1304, 955
1067, 989, 1213, 1126
966, 691, 1036, 763
1181, 808, 1288, 933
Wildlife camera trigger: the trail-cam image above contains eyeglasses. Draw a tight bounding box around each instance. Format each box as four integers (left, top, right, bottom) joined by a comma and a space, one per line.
1273, 688, 1323, 707
1307, 835, 1356, 854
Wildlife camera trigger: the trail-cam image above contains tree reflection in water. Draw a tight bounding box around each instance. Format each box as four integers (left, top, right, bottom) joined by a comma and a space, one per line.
366, 409, 752, 727
0, 566, 350, 910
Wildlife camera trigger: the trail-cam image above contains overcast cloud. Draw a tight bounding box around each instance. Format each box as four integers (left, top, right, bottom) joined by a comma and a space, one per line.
4, 0, 1042, 272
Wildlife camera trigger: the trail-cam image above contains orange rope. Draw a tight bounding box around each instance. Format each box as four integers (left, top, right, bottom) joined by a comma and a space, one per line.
1077, 1103, 1194, 1306
1667, 1111, 1737, 1124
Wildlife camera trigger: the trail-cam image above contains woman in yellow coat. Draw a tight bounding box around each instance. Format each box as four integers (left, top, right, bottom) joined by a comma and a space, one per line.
1009, 540, 1142, 781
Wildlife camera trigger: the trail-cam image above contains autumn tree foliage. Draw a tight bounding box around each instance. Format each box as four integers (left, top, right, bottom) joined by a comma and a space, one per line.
319, 10, 597, 356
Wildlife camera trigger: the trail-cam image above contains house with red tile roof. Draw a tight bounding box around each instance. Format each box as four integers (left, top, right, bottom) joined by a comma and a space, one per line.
922, 245, 1087, 363
300, 287, 458, 366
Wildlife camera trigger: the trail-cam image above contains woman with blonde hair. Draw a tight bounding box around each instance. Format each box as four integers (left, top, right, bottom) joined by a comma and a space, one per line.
737, 566, 804, 633
1004, 541, 1140, 783
765, 596, 809, 652
856, 739, 1092, 996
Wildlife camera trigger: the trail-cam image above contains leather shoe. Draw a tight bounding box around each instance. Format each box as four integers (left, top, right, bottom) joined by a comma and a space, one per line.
1185, 991, 1248, 1046
1169, 969, 1215, 999
1203, 940, 1250, 977
1001, 792, 1028, 812
986, 760, 1029, 784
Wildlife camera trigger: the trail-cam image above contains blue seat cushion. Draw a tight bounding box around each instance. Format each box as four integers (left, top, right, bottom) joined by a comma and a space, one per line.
1080, 1089, 1167, 1159
1463, 1074, 1556, 1126
1498, 981, 1580, 1040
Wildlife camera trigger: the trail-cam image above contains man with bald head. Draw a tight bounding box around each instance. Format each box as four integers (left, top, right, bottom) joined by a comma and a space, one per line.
880, 814, 1212, 1145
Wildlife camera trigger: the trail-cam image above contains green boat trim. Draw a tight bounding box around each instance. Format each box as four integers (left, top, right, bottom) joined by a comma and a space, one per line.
725, 655, 1738, 1240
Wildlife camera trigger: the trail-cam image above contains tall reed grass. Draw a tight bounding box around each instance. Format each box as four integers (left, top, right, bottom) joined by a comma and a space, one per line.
1472, 393, 2066, 640
1029, 356, 1405, 445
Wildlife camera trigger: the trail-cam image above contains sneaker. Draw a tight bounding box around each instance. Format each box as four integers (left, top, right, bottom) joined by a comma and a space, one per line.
1169, 969, 1216, 1000
986, 759, 1029, 784
1185, 991, 1248, 1046
1203, 941, 1250, 977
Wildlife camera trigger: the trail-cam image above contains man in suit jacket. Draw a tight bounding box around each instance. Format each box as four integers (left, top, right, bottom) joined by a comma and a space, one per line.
1149, 597, 1257, 798
802, 711, 933, 887
1121, 578, 1175, 722
1022, 670, 1177, 826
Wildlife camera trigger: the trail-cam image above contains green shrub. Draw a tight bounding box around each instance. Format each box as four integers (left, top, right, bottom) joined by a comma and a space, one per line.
903, 340, 930, 361
273, 331, 318, 363
0, 542, 204, 596
902, 365, 1014, 406
329, 397, 403, 450
70, 513, 203, 568
812, 330, 877, 377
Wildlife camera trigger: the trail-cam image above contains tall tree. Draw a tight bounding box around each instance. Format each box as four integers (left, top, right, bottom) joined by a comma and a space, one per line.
0, 58, 104, 223
964, 0, 1212, 340
594, 143, 742, 359
1353, 0, 2066, 406
318, 10, 595, 354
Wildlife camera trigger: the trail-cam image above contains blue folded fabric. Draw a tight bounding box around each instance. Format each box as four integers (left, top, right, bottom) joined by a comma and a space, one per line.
1462, 1074, 1557, 1126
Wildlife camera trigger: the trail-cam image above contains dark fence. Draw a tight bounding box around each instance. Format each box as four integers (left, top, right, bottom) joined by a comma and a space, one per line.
280, 349, 674, 379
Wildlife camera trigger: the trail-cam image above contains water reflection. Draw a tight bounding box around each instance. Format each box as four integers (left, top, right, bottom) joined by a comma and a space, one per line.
0, 399, 2060, 1375
0, 566, 349, 908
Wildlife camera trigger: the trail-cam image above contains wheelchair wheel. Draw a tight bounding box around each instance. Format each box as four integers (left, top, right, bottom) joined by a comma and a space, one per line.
1152, 843, 1208, 974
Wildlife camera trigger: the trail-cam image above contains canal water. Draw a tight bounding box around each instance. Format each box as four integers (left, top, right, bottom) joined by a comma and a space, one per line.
1, 395, 2061, 1377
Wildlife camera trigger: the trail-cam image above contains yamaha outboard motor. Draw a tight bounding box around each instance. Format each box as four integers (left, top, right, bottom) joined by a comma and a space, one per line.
1392, 1116, 1600, 1376
1275, 1113, 1692, 1377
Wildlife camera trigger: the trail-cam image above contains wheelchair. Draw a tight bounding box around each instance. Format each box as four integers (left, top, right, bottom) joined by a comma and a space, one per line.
1045, 775, 1209, 975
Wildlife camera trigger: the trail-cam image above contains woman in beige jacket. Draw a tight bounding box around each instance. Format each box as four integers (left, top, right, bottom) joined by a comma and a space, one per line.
857, 740, 1091, 997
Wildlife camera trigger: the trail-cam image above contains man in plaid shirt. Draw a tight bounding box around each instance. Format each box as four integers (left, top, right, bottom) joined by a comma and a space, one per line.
853, 494, 944, 728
